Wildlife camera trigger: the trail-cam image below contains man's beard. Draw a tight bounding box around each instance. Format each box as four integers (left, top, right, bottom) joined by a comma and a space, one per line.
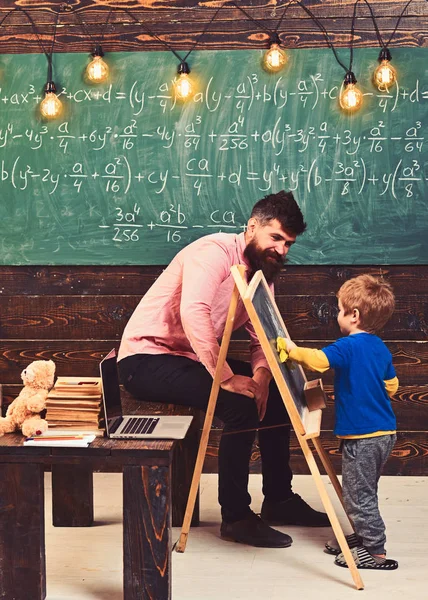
243, 239, 285, 283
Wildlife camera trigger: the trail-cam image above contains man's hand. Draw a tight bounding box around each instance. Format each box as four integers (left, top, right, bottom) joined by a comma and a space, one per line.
221, 375, 259, 399
252, 367, 272, 421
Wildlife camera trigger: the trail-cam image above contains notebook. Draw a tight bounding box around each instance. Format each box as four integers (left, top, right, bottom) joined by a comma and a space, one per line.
99, 349, 193, 439
24, 433, 96, 447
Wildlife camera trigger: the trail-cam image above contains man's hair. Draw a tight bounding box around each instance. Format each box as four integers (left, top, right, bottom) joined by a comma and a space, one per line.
337, 274, 395, 333
250, 190, 307, 236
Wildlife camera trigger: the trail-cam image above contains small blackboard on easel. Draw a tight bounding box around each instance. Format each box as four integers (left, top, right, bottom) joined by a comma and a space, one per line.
176, 266, 363, 590
240, 269, 327, 439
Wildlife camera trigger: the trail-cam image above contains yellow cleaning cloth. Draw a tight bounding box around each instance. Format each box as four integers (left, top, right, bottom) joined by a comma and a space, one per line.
276, 337, 289, 363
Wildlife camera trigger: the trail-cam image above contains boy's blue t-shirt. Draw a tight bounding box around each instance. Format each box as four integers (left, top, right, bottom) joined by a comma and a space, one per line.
322, 333, 396, 436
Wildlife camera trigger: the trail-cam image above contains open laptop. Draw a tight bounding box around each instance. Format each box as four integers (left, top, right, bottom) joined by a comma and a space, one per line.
99, 349, 193, 439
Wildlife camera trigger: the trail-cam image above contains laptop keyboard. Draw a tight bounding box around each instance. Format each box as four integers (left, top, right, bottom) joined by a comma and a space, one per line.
121, 417, 160, 435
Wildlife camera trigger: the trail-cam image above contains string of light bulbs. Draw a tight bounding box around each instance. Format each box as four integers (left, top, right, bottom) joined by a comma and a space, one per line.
336, 0, 414, 109
257, 0, 365, 111
229, 0, 364, 110
230, 0, 292, 72
362, 0, 415, 91
236, 0, 417, 111
38, 9, 62, 119
74, 2, 230, 91
0, 0, 422, 117
349, 0, 395, 92
2, 6, 65, 118
120, 5, 225, 101
72, 5, 114, 84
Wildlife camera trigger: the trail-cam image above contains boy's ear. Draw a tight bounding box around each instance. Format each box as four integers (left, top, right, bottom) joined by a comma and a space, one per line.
352, 308, 360, 322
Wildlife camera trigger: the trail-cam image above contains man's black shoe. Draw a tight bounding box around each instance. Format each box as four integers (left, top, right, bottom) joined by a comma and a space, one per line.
220, 511, 293, 548
261, 493, 330, 527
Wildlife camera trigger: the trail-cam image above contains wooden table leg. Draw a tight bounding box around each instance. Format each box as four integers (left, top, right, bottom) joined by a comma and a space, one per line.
123, 464, 171, 600
0, 463, 46, 600
52, 464, 94, 526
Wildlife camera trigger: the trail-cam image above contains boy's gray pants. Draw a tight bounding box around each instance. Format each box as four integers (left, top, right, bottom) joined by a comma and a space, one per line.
342, 434, 396, 555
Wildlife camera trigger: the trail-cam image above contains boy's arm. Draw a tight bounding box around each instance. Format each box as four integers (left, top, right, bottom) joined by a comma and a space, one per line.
384, 376, 399, 397
278, 336, 330, 373
289, 346, 330, 373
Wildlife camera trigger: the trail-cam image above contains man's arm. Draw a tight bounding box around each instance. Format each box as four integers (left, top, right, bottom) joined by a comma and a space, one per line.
244, 319, 272, 419
180, 240, 258, 400
252, 366, 272, 420
180, 241, 234, 382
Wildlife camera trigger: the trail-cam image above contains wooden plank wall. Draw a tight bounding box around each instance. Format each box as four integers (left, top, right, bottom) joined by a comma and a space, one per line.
0, 0, 427, 475
1, 265, 427, 475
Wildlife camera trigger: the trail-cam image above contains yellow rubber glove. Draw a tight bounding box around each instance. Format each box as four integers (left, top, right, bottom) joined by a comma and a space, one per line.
276, 337, 289, 363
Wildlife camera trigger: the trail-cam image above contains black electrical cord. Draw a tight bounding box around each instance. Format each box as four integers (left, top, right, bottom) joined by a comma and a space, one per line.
71, 4, 114, 50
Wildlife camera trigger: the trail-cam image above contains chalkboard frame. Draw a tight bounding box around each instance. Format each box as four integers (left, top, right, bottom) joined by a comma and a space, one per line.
232, 266, 322, 437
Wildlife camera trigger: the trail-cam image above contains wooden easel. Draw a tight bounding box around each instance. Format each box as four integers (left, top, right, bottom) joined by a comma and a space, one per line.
176, 265, 364, 590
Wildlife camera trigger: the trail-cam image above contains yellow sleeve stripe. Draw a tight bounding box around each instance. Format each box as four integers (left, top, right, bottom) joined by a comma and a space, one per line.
384, 376, 399, 397
338, 430, 396, 439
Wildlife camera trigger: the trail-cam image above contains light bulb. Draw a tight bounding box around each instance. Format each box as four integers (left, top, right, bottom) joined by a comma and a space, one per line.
86, 56, 109, 83
373, 48, 396, 91
86, 46, 109, 83
339, 72, 363, 112
175, 74, 193, 99
263, 42, 287, 73
40, 82, 63, 119
175, 62, 194, 101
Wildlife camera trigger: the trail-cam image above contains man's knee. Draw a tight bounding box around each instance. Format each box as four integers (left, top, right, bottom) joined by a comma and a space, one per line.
262, 388, 290, 426
219, 393, 259, 431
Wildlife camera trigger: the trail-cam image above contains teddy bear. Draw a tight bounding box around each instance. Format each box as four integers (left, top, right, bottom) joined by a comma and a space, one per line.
0, 359, 56, 437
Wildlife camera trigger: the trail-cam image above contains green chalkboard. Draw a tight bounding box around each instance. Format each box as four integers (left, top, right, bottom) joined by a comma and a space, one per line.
0, 48, 427, 265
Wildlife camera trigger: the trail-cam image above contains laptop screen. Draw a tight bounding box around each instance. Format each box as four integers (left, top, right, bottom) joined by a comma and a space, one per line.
99, 349, 123, 434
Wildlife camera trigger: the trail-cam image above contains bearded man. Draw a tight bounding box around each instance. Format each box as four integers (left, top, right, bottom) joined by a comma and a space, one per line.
118, 190, 328, 548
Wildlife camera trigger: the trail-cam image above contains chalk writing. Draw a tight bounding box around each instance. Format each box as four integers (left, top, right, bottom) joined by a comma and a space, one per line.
0, 48, 427, 265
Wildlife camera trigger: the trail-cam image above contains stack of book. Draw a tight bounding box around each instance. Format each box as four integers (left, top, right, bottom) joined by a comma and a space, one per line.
46, 377, 104, 436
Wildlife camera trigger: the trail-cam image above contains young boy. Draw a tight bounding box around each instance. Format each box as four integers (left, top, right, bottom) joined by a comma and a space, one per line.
283, 274, 399, 570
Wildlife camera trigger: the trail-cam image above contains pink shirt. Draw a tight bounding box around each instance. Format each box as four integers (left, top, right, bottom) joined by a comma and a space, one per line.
118, 232, 271, 382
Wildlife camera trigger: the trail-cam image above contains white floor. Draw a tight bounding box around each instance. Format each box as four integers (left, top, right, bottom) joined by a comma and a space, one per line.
44, 473, 426, 600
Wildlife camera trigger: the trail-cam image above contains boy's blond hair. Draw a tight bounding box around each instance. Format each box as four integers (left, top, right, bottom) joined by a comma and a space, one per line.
337, 274, 395, 333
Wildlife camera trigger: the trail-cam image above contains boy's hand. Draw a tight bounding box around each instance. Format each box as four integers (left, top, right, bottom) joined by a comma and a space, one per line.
286, 339, 297, 352
276, 337, 288, 362
276, 337, 297, 363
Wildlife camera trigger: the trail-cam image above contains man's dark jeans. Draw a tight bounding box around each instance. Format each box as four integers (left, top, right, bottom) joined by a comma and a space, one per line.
118, 353, 293, 523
